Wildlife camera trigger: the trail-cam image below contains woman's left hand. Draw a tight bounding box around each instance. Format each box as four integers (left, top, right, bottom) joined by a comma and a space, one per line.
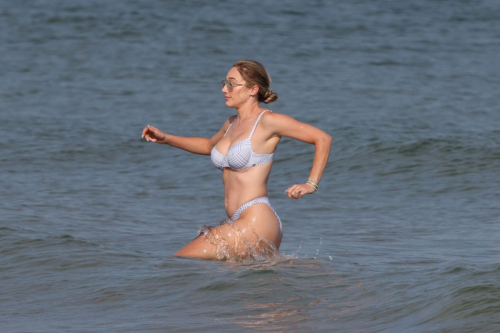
285, 183, 316, 200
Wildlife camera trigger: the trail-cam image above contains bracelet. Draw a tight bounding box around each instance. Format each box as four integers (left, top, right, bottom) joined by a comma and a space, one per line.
306, 178, 319, 191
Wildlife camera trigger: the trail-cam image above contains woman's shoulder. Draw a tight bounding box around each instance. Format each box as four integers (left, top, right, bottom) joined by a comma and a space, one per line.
220, 115, 237, 132
261, 110, 293, 124
260, 110, 296, 136
222, 115, 237, 126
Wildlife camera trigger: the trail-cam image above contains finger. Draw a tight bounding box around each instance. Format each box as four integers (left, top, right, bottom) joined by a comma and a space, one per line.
143, 126, 156, 139
286, 184, 303, 197
148, 125, 160, 133
143, 125, 158, 138
286, 185, 298, 199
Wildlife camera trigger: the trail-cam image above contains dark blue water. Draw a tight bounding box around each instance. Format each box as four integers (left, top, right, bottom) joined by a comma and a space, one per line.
1, 0, 499, 332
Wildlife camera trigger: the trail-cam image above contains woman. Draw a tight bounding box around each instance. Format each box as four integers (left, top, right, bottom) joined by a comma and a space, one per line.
142, 60, 331, 260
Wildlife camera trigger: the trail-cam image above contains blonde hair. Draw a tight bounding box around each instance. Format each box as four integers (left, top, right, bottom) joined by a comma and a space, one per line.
233, 60, 278, 104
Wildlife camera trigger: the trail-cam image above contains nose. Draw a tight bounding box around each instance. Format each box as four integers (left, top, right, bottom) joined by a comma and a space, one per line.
221, 83, 228, 93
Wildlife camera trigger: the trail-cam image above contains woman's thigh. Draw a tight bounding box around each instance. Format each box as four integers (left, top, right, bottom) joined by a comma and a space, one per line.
175, 203, 281, 260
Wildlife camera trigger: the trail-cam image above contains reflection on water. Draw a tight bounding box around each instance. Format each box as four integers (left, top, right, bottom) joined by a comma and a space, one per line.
232, 297, 315, 330
224, 259, 370, 331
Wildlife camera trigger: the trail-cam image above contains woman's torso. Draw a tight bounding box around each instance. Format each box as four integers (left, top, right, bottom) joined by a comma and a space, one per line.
222, 162, 273, 216
211, 110, 280, 216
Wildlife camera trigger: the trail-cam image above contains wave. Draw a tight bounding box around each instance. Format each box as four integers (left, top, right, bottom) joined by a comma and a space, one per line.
333, 132, 500, 178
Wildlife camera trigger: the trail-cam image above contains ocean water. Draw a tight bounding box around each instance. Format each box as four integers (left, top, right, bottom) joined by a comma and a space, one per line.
1, 0, 500, 332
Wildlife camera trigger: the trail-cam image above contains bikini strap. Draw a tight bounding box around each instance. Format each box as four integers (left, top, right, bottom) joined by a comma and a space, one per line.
223, 117, 236, 136
248, 110, 271, 139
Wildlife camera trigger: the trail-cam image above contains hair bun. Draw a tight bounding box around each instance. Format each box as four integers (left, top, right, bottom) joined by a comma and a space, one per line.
263, 89, 278, 104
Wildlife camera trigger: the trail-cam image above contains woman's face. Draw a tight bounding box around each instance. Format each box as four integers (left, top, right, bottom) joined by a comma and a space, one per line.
222, 67, 253, 108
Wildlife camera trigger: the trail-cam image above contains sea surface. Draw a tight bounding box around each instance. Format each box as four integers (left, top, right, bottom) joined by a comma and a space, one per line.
1, 0, 500, 332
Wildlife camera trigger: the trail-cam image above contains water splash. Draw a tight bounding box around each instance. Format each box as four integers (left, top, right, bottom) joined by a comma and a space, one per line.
198, 219, 282, 262
315, 236, 323, 258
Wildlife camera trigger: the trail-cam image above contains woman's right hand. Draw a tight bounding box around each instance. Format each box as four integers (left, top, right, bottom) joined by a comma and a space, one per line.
142, 125, 165, 143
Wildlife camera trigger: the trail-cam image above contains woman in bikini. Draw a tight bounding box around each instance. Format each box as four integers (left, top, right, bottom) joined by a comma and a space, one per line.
142, 60, 332, 260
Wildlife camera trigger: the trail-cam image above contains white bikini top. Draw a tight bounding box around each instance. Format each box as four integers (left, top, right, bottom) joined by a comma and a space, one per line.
211, 110, 275, 171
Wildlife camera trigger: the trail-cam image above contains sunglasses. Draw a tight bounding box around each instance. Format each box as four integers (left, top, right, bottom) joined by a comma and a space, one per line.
220, 80, 245, 92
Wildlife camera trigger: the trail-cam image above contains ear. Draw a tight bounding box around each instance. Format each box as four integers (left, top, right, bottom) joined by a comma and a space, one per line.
249, 85, 259, 97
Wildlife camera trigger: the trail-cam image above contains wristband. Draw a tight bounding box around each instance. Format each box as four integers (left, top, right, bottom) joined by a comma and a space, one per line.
306, 178, 319, 191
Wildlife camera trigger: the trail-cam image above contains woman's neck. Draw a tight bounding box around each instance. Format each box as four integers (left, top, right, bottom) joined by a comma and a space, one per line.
235, 102, 263, 121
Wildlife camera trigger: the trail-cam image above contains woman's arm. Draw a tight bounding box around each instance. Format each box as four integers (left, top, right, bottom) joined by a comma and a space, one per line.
263, 112, 332, 199
141, 116, 234, 156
